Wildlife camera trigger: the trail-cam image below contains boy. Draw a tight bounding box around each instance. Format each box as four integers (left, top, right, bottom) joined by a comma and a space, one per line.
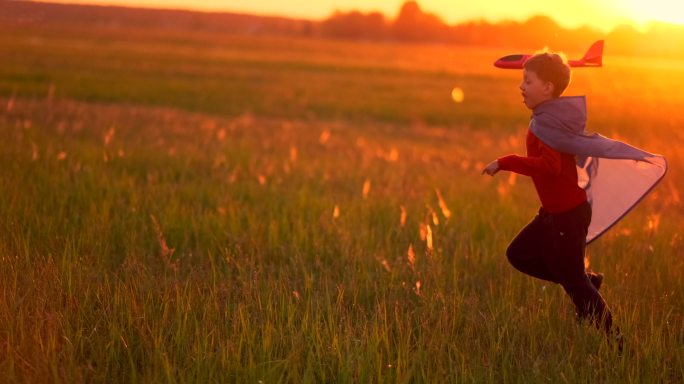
481, 52, 613, 333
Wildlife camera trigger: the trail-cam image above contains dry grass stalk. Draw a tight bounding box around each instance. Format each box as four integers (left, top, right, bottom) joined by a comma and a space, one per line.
362, 179, 371, 199
149, 214, 177, 271
407, 244, 416, 270
400, 205, 407, 227
435, 189, 452, 220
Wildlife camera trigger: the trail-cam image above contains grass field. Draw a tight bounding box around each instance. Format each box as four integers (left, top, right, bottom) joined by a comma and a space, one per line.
1, 21, 683, 382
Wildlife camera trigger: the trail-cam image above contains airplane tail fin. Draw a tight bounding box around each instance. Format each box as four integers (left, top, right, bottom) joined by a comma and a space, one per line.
580, 40, 604, 67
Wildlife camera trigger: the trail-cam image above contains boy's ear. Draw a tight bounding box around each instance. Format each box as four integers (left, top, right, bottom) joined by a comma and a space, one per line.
544, 81, 555, 97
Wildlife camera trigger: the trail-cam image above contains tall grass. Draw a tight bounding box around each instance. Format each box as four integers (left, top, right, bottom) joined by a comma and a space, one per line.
0, 22, 682, 382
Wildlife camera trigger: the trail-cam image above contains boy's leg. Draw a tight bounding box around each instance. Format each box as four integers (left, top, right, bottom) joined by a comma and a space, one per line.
544, 202, 613, 332
506, 209, 557, 282
587, 271, 604, 291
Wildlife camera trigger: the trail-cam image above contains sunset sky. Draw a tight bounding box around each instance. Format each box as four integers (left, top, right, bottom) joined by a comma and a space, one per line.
39, 0, 684, 32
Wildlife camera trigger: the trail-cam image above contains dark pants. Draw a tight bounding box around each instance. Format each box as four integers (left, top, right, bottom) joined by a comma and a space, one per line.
506, 201, 613, 332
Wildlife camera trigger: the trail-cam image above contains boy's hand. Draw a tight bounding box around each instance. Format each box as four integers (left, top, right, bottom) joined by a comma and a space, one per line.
481, 160, 500, 176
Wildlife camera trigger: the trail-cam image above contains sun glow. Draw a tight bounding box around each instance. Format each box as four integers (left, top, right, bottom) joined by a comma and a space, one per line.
623, 0, 684, 26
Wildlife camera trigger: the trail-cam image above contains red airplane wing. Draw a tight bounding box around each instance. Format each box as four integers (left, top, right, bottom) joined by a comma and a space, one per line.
494, 40, 604, 69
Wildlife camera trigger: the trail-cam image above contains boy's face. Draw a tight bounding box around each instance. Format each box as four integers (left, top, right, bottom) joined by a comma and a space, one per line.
520, 69, 554, 110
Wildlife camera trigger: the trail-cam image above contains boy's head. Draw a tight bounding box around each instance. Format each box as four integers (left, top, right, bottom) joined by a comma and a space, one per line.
520, 51, 571, 109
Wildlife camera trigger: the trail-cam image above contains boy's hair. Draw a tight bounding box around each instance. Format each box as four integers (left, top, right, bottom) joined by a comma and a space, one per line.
523, 51, 571, 97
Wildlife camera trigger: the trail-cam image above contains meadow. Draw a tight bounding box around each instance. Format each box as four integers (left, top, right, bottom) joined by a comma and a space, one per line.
1, 21, 683, 382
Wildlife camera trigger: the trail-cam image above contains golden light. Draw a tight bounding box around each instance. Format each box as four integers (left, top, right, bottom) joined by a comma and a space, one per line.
623, 0, 684, 26
451, 87, 465, 103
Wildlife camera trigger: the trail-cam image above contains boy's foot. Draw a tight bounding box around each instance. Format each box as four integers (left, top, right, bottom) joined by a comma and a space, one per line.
588, 272, 604, 291
608, 327, 625, 355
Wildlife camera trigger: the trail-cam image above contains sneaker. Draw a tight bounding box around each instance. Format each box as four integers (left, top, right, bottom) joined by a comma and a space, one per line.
588, 272, 604, 291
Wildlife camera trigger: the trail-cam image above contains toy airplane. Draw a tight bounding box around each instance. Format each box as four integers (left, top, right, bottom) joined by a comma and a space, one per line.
494, 40, 604, 69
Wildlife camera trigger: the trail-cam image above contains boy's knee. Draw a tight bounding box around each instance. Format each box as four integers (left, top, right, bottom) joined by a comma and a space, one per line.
505, 245, 522, 266
506, 241, 521, 259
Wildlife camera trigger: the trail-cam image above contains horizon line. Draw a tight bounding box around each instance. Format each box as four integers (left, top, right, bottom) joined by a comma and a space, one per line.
25, 0, 673, 34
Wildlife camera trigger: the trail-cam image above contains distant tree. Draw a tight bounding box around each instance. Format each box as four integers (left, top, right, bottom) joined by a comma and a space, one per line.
607, 24, 645, 56
522, 16, 561, 46
642, 22, 684, 57
391, 1, 450, 42
298, 20, 315, 37
319, 3, 684, 58
321, 10, 388, 40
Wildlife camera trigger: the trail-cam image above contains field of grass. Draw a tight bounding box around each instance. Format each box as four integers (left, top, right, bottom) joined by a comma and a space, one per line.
1, 21, 683, 382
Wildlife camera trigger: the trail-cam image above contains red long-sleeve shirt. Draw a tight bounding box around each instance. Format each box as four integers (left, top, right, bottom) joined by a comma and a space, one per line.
498, 130, 587, 213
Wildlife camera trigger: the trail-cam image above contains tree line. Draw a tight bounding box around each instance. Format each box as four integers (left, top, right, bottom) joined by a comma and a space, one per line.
320, 1, 684, 58
3, 0, 683, 58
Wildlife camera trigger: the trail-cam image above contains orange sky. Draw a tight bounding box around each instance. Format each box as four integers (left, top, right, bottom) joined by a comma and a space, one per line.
40, 0, 684, 32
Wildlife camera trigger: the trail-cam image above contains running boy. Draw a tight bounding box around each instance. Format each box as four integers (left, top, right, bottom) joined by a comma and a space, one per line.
481, 52, 613, 333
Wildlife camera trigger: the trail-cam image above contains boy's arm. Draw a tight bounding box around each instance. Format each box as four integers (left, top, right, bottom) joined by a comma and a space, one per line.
497, 140, 562, 177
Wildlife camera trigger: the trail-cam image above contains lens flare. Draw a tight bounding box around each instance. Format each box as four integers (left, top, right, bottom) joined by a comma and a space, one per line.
451, 87, 465, 103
